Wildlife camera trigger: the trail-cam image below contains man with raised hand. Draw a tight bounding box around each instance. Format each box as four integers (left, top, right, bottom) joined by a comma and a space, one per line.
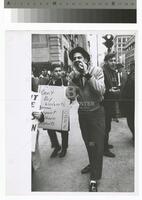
68, 46, 105, 192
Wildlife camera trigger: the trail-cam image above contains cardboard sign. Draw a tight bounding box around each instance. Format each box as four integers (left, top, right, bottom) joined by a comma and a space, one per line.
38, 86, 70, 131
31, 92, 41, 152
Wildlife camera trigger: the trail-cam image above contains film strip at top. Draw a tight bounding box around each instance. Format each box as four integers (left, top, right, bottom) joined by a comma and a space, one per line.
5, 0, 136, 9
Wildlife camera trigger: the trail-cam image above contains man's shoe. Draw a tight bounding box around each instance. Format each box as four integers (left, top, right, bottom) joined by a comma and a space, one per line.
59, 149, 67, 157
50, 146, 61, 158
108, 144, 113, 149
81, 164, 90, 174
89, 180, 97, 192
104, 150, 115, 158
113, 118, 119, 122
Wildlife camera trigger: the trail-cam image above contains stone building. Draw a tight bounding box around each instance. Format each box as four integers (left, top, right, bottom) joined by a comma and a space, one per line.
113, 35, 132, 65
124, 35, 135, 72
32, 34, 87, 76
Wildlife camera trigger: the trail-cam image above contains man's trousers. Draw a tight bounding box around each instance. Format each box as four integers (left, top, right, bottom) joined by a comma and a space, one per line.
78, 106, 105, 180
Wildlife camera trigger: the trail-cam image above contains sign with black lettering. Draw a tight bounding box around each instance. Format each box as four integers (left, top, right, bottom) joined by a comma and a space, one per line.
31, 92, 41, 152
38, 86, 70, 131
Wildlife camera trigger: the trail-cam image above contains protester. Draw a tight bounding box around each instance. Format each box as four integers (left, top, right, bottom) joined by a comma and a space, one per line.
31, 78, 44, 172
39, 67, 50, 85
120, 62, 135, 143
68, 46, 105, 192
47, 64, 69, 158
32, 111, 44, 169
32, 72, 39, 92
102, 53, 127, 157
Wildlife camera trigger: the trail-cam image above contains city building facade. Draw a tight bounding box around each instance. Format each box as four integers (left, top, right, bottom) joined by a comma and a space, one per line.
32, 34, 87, 76
124, 35, 135, 72
113, 35, 132, 65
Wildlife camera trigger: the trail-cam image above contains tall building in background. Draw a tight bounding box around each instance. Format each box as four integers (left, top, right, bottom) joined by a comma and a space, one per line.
32, 34, 87, 76
124, 35, 135, 72
86, 34, 98, 67
113, 35, 132, 65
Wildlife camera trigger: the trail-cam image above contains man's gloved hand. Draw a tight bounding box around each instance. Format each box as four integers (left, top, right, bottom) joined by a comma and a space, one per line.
32, 111, 43, 121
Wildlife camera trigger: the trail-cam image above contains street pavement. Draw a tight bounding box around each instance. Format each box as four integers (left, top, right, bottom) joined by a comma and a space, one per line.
32, 101, 134, 192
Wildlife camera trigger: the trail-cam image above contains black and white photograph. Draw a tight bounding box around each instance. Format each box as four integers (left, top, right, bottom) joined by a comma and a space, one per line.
1, 0, 142, 199
31, 32, 135, 192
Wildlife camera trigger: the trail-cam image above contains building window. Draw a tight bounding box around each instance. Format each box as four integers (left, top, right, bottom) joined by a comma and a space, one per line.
118, 38, 121, 43
88, 41, 90, 48
32, 34, 48, 48
123, 38, 126, 43
32, 35, 40, 43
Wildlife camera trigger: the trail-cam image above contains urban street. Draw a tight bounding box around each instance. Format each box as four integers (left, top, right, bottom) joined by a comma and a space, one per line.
32, 101, 134, 192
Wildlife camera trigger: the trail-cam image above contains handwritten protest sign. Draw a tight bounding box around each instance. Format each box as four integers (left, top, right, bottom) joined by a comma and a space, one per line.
38, 86, 70, 131
31, 92, 41, 152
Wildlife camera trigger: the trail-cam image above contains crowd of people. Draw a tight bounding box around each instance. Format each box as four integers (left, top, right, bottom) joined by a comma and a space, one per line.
32, 46, 135, 192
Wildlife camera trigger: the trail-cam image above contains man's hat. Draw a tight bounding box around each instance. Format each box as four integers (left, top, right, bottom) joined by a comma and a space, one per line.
104, 52, 116, 62
69, 46, 90, 62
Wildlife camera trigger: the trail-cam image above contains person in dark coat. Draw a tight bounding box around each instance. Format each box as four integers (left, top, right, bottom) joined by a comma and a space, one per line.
31, 77, 44, 175
68, 46, 105, 192
47, 64, 69, 158
32, 73, 39, 92
120, 62, 135, 143
38, 67, 50, 85
103, 53, 127, 157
